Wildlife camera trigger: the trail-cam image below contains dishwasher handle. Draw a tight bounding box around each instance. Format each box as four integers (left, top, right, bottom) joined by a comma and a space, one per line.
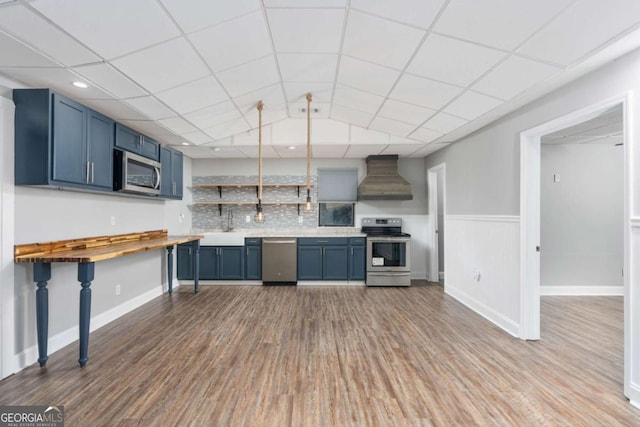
263, 239, 297, 244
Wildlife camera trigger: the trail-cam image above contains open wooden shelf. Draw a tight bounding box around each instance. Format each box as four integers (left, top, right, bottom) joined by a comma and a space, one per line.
192, 183, 313, 198
191, 201, 310, 215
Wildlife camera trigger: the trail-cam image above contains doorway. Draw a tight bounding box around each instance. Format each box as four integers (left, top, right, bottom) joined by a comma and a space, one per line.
520, 94, 632, 400
427, 163, 446, 284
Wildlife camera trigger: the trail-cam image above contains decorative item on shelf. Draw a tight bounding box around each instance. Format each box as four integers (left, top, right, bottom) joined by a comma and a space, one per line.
304, 92, 313, 213
255, 100, 265, 223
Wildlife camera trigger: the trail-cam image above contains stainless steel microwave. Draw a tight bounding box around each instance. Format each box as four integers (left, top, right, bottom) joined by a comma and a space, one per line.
114, 150, 161, 196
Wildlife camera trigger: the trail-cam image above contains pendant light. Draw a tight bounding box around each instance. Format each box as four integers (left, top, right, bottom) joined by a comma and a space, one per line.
304, 92, 313, 212
255, 100, 265, 223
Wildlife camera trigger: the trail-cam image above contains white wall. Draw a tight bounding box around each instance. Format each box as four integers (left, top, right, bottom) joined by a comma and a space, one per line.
437, 168, 444, 275
541, 143, 623, 289
424, 46, 640, 403
192, 157, 429, 278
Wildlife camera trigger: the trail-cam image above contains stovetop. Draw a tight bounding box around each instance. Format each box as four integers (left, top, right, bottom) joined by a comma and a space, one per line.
361, 217, 411, 238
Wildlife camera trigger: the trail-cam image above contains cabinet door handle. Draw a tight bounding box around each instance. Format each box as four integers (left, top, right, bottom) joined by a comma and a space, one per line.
351, 248, 354, 256
91, 162, 94, 183
188, 247, 192, 255
85, 161, 90, 183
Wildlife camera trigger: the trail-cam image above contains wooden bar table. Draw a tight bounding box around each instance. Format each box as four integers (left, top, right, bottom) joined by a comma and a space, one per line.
14, 229, 203, 367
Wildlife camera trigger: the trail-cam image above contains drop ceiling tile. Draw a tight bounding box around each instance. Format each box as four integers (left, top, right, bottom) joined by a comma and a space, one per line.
344, 144, 387, 158
183, 100, 241, 129
342, 10, 425, 70
204, 117, 251, 140
156, 76, 228, 115
245, 108, 289, 128
378, 99, 436, 125
0, 29, 59, 66
0, 4, 100, 66
32, 0, 180, 59
73, 63, 147, 99
233, 83, 286, 113
284, 82, 334, 103
409, 127, 443, 143
311, 144, 349, 158
350, 126, 390, 144
215, 55, 280, 97
112, 38, 210, 93
330, 104, 375, 128
351, 0, 444, 29
158, 116, 200, 135
173, 145, 214, 158
409, 142, 450, 157
313, 119, 349, 143
390, 74, 462, 109
233, 125, 273, 146
278, 54, 338, 82
182, 130, 214, 145
234, 145, 280, 158
272, 119, 306, 144
408, 34, 506, 87
267, 9, 345, 53
264, 0, 346, 6
124, 96, 176, 120
273, 145, 306, 158
119, 120, 177, 140
381, 143, 425, 156
159, 0, 260, 34
443, 91, 502, 120
337, 56, 400, 96
422, 112, 468, 134
82, 99, 149, 121
473, 56, 560, 100
189, 11, 272, 73
433, 0, 573, 50
519, 0, 640, 66
333, 85, 385, 114
0, 67, 113, 99
369, 116, 416, 137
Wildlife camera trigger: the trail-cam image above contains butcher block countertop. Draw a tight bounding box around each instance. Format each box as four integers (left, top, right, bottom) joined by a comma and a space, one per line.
14, 229, 203, 263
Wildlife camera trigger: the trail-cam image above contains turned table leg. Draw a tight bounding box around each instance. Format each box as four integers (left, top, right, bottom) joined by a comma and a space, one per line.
34, 262, 51, 367
193, 240, 200, 294
78, 262, 94, 367
167, 245, 174, 295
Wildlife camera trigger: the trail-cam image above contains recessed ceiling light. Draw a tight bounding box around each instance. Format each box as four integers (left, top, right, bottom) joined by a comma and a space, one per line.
72, 81, 89, 89
181, 142, 189, 146
288, 146, 296, 150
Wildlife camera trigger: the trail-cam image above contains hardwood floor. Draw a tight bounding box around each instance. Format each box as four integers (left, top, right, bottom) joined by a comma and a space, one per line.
1, 283, 638, 426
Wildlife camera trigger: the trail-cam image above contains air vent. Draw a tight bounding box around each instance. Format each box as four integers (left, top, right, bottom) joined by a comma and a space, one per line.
298, 107, 321, 113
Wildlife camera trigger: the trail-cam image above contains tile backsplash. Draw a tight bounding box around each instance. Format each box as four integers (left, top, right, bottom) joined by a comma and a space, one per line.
192, 175, 318, 230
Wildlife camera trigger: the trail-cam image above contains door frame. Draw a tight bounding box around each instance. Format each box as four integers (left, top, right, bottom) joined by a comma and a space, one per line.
427, 163, 446, 283
519, 92, 631, 398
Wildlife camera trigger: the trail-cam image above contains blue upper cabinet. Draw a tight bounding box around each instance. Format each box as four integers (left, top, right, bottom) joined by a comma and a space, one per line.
160, 146, 184, 199
14, 89, 114, 192
115, 123, 159, 161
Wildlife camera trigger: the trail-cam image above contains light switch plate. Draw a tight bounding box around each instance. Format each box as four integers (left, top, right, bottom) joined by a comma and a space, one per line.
553, 173, 560, 183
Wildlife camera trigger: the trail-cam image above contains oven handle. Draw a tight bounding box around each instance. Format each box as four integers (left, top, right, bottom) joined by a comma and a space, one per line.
367, 272, 411, 276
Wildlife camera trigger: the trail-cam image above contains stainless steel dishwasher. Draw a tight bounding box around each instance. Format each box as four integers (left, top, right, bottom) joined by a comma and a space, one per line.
262, 238, 297, 285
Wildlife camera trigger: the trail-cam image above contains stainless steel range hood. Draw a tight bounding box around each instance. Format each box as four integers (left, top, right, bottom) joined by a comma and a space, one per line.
358, 155, 413, 201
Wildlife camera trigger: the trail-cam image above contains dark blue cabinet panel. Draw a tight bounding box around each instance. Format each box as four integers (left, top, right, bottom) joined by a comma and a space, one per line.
199, 247, 219, 280
87, 110, 114, 189
160, 147, 172, 198
219, 247, 244, 280
245, 245, 262, 280
297, 246, 323, 280
160, 146, 183, 199
115, 123, 159, 161
14, 89, 114, 192
177, 244, 193, 280
172, 150, 183, 199
323, 246, 349, 280
349, 246, 366, 281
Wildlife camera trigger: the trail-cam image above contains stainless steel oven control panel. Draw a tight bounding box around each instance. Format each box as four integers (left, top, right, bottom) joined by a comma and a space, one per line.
361, 217, 402, 227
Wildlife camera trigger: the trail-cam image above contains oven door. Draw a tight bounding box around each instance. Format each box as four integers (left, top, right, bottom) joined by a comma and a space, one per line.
366, 237, 411, 272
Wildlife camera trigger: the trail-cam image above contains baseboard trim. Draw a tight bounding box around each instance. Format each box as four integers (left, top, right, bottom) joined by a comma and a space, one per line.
179, 280, 262, 286
14, 286, 164, 372
540, 286, 624, 296
439, 272, 444, 280
445, 285, 519, 337
446, 215, 520, 223
297, 281, 365, 286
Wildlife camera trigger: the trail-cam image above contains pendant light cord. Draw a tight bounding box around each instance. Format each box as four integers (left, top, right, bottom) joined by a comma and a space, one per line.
306, 93, 312, 192
257, 100, 263, 201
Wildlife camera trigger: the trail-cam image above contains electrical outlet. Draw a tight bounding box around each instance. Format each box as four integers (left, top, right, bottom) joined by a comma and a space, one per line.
115, 284, 121, 296
474, 272, 482, 282
178, 213, 184, 223
110, 216, 116, 226
246, 215, 251, 223
298, 216, 303, 224
553, 173, 560, 183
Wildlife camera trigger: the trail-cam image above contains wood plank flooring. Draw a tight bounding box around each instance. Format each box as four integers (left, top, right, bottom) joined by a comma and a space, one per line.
1, 283, 639, 426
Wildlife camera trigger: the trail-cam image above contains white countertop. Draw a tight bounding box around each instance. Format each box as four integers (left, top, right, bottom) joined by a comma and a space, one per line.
192, 228, 366, 245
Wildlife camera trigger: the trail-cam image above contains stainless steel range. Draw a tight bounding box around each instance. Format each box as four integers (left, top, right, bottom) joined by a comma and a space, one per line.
362, 218, 411, 287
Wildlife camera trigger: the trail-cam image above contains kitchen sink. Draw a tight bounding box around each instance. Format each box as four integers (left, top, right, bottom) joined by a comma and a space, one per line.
200, 232, 246, 246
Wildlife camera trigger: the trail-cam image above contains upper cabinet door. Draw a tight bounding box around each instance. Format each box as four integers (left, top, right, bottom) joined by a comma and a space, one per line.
140, 135, 159, 161
52, 94, 87, 185
115, 123, 141, 153
87, 110, 114, 189
171, 150, 183, 199
159, 147, 173, 197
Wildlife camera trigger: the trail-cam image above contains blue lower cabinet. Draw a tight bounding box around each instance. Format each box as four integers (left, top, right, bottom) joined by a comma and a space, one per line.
297, 246, 323, 280
348, 238, 366, 281
199, 247, 219, 280
177, 244, 193, 280
245, 239, 262, 280
323, 246, 349, 280
219, 247, 244, 280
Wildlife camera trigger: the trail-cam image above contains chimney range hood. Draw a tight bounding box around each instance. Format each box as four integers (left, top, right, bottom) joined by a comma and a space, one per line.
358, 155, 413, 201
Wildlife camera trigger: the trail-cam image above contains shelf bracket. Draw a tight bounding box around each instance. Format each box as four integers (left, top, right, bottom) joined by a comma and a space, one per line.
218, 204, 222, 216
255, 186, 259, 198
297, 185, 300, 198
297, 203, 301, 216
217, 186, 222, 198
